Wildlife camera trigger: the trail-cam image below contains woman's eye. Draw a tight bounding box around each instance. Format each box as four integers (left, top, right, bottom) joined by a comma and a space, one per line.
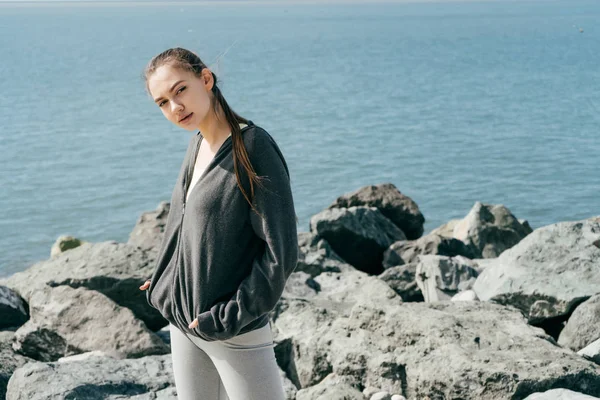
157, 87, 184, 107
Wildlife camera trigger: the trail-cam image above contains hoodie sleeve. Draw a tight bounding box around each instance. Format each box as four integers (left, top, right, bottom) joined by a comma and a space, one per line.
194, 128, 299, 340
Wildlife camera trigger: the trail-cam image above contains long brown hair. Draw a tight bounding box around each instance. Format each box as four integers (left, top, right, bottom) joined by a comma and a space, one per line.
143, 47, 297, 224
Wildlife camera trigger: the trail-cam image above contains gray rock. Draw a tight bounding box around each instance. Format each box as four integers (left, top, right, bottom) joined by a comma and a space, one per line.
558, 294, 600, 352
310, 206, 407, 274
415, 255, 480, 302
383, 233, 481, 268
429, 218, 461, 238
12, 322, 71, 362
520, 219, 534, 233
469, 257, 497, 273
155, 324, 172, 346
378, 263, 424, 302
6, 339, 295, 400
453, 201, 533, 258
524, 388, 600, 399
473, 216, 600, 325
0, 241, 166, 331
326, 183, 425, 240
451, 290, 479, 302
371, 391, 392, 400
283, 271, 320, 299
271, 269, 403, 392
297, 231, 314, 248
272, 287, 600, 399
127, 201, 170, 254
57, 350, 124, 362
298, 231, 345, 263
0, 285, 28, 329
296, 373, 365, 400
278, 268, 402, 332
6, 354, 176, 400
458, 276, 478, 291
12, 285, 169, 361
279, 367, 299, 400
0, 331, 34, 400
50, 235, 85, 258
296, 231, 353, 278
362, 386, 381, 398
578, 338, 600, 365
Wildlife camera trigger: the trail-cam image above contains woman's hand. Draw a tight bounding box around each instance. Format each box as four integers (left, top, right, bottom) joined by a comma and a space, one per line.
139, 279, 151, 290
139, 279, 198, 329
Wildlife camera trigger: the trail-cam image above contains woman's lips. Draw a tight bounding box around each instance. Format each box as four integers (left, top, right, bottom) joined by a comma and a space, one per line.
180, 113, 193, 123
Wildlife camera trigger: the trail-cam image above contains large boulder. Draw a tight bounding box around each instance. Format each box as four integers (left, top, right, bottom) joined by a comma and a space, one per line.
271, 272, 404, 395
379, 256, 487, 303
295, 373, 365, 400
452, 289, 479, 302
473, 216, 600, 327
12, 285, 169, 361
578, 338, 600, 365
6, 353, 176, 400
558, 294, 600, 352
326, 183, 425, 240
296, 231, 353, 278
6, 335, 297, 400
0, 286, 28, 329
0, 331, 34, 400
378, 262, 424, 302
383, 233, 481, 268
280, 267, 401, 320
0, 241, 166, 331
272, 294, 600, 399
524, 388, 600, 400
127, 201, 170, 254
429, 218, 461, 238
310, 206, 407, 275
414, 255, 480, 302
453, 201, 533, 258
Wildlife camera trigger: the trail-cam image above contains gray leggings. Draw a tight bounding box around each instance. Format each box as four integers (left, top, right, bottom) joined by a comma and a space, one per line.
169, 321, 286, 400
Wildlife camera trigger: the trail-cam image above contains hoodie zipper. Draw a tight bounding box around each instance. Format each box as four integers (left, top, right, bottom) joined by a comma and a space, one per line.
170, 138, 193, 335
170, 195, 186, 330
169, 122, 253, 339
170, 131, 207, 339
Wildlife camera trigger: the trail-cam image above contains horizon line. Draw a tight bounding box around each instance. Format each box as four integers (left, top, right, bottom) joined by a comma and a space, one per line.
0, 0, 552, 4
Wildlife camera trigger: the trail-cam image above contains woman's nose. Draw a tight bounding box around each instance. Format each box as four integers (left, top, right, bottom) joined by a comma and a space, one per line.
170, 101, 184, 114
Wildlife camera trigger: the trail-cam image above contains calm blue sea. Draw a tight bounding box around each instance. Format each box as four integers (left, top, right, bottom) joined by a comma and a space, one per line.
0, 0, 598, 278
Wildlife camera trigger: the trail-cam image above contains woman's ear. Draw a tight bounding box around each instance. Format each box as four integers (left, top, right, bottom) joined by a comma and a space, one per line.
202, 68, 214, 92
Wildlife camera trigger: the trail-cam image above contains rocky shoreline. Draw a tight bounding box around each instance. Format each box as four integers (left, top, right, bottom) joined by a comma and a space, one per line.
1, 182, 599, 399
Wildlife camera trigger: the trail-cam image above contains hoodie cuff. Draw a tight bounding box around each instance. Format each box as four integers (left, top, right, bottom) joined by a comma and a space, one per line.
195, 311, 235, 341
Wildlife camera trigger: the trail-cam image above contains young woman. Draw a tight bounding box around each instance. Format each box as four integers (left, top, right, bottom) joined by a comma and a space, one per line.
138, 47, 299, 400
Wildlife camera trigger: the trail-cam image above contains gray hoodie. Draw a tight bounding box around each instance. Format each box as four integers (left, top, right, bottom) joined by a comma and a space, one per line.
146, 120, 299, 341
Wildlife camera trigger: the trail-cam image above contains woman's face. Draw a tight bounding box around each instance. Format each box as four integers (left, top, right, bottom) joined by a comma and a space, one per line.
148, 64, 213, 131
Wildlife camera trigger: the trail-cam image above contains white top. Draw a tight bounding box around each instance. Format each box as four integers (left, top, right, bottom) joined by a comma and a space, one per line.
185, 123, 248, 202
